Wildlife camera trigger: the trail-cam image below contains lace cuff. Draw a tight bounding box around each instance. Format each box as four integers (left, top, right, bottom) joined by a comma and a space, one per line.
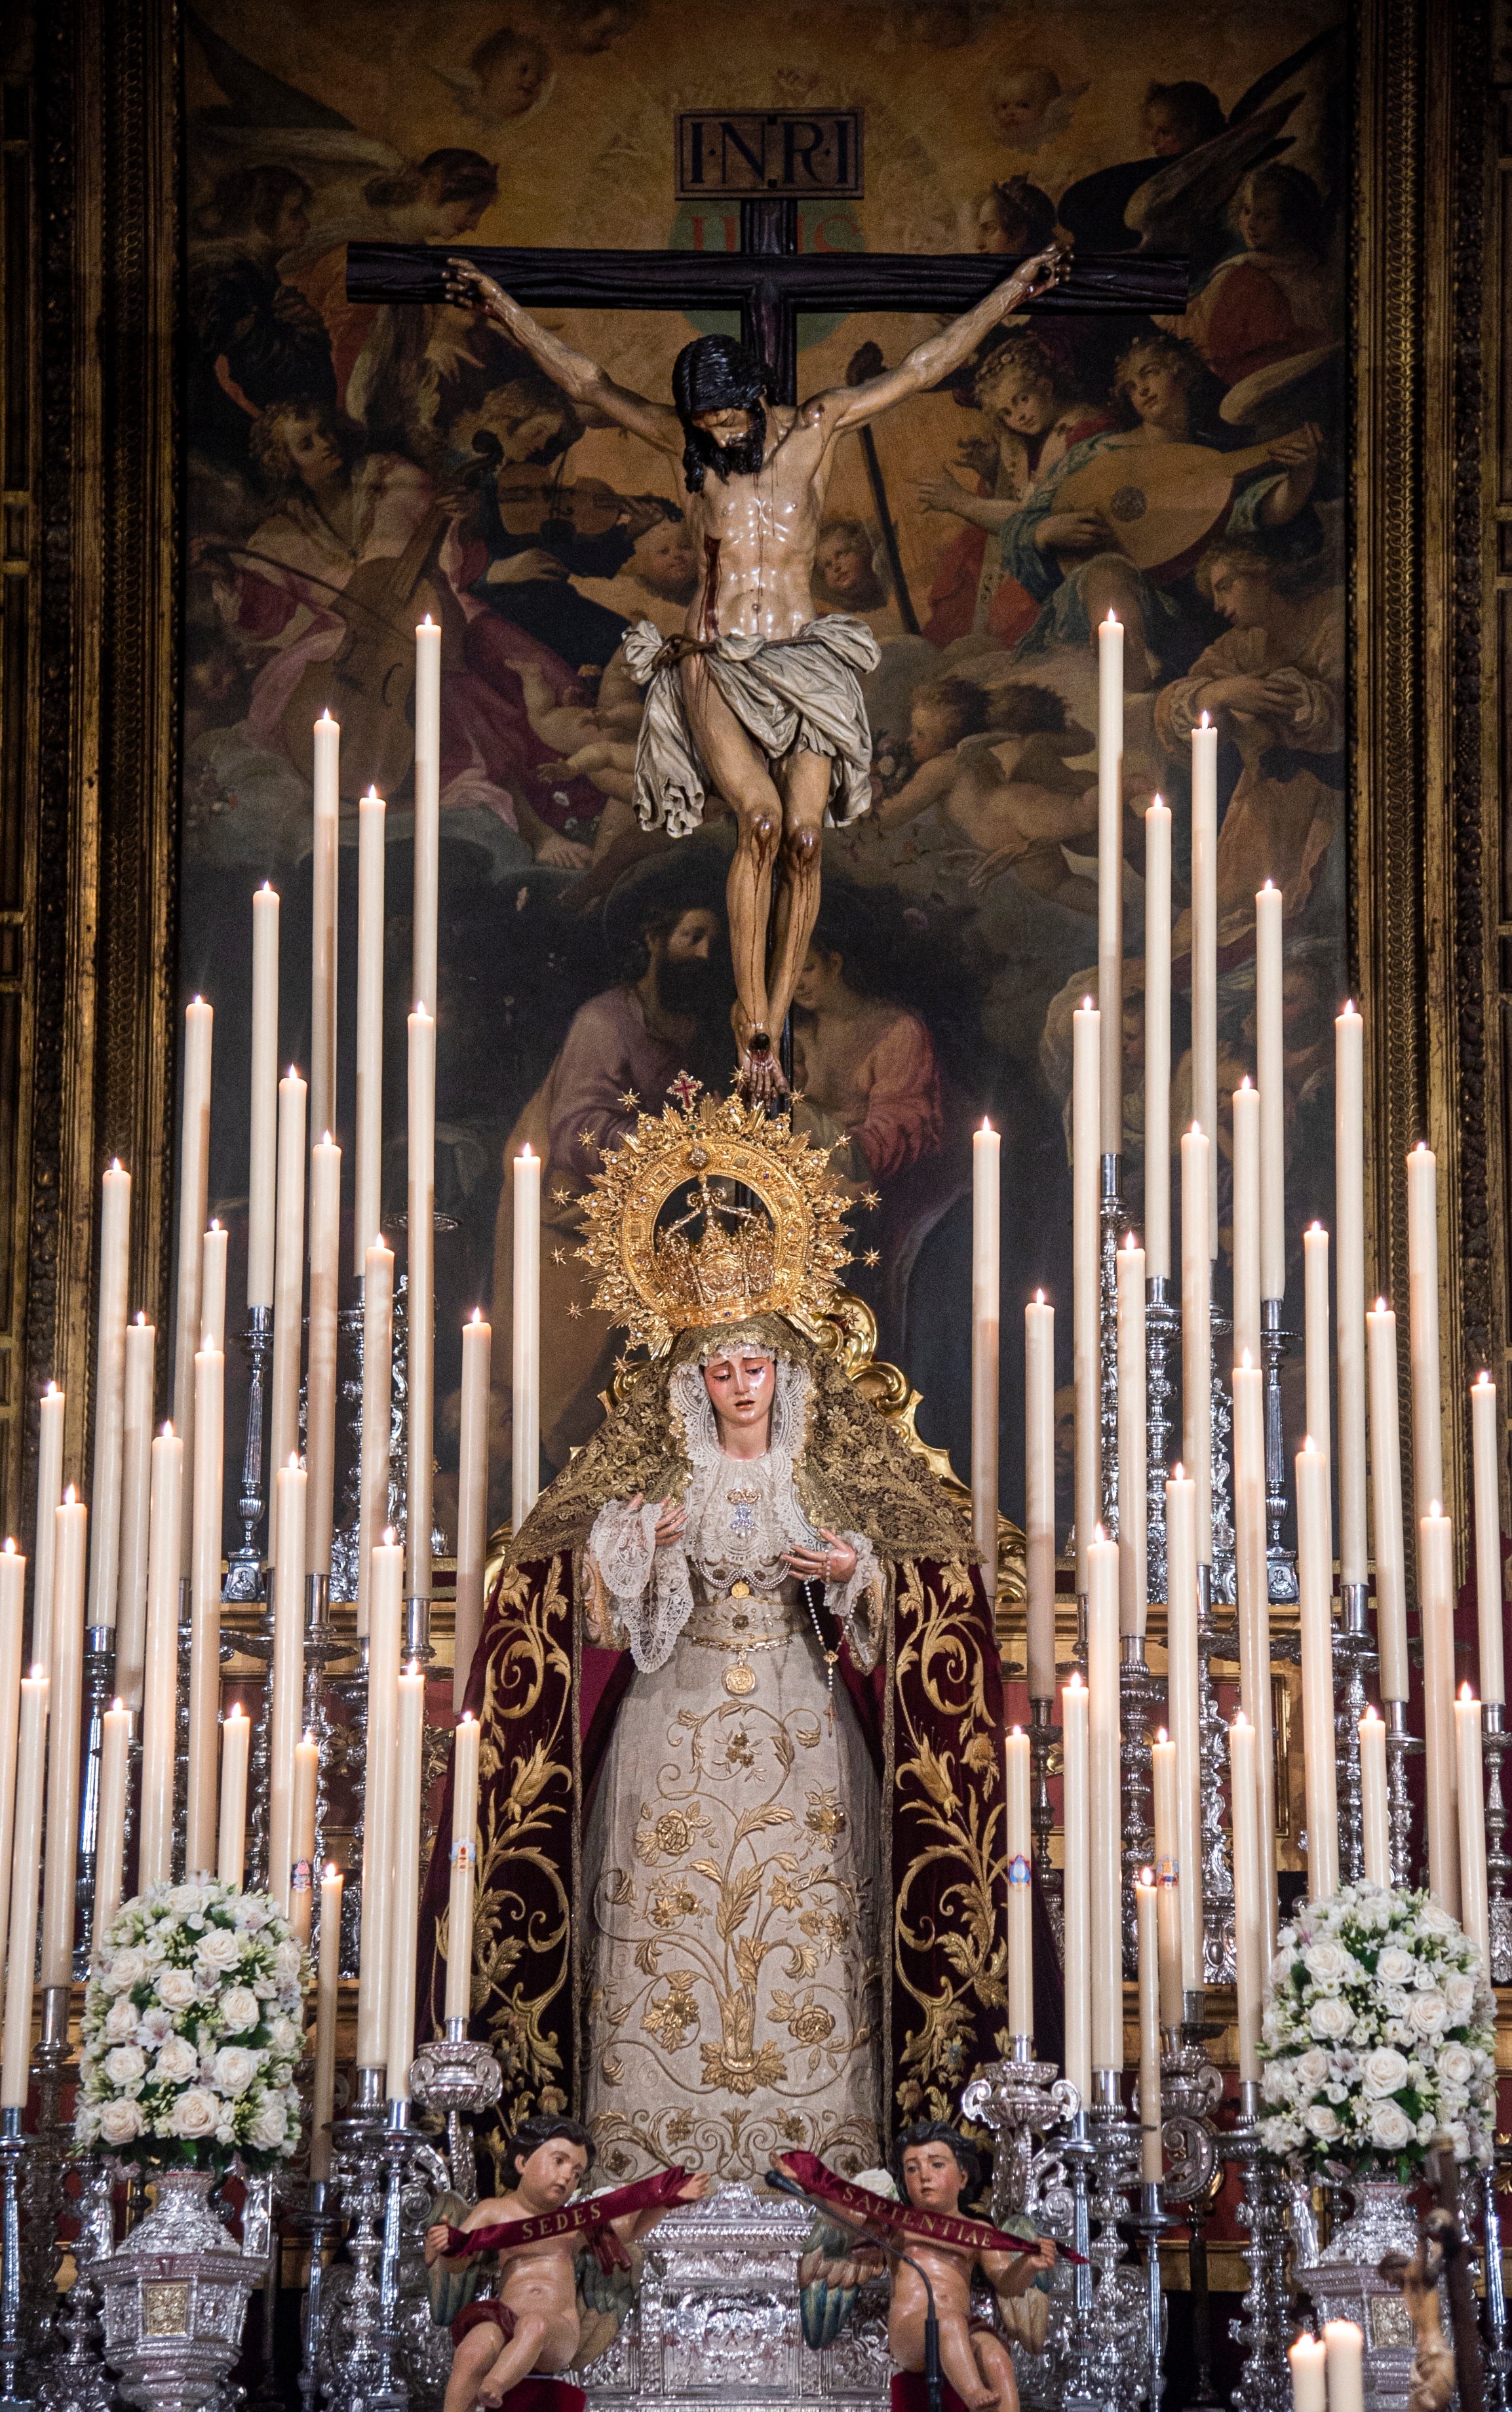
587, 1498, 659, 1622
826, 1534, 885, 1673
585, 1498, 695, 1674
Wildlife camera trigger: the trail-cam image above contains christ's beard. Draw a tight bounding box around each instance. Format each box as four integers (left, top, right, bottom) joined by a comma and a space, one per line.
689, 402, 766, 484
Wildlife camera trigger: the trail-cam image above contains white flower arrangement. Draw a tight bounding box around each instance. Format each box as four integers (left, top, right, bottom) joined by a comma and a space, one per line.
1257, 1880, 1496, 2175
74, 1880, 309, 2172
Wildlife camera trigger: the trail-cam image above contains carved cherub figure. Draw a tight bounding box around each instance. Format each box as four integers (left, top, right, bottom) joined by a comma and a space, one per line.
1378, 2233, 1456, 2412
424, 2112, 710, 2411
775, 2122, 1056, 2412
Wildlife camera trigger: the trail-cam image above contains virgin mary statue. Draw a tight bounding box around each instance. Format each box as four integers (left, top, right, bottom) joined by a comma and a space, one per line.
419, 1081, 1013, 2182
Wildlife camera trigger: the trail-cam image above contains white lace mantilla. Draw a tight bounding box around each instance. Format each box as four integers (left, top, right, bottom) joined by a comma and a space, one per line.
586, 1357, 882, 1673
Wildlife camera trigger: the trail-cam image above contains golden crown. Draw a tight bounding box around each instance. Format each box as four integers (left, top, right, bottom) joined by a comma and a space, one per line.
571, 1075, 854, 1353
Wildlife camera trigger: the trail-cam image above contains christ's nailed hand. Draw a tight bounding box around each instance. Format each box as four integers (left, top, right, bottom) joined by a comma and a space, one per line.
1001, 243, 1071, 313
445, 258, 508, 317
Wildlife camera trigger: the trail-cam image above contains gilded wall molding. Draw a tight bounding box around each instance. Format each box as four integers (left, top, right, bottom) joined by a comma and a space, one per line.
8, 0, 180, 1544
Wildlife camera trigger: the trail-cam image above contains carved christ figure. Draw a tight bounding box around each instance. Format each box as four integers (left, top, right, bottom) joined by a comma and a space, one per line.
444, 244, 1068, 1094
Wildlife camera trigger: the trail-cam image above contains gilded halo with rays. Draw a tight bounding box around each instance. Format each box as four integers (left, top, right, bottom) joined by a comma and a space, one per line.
570, 1075, 854, 1355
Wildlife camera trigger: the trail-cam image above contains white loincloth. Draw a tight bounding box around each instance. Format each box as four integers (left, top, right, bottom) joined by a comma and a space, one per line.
623, 613, 882, 838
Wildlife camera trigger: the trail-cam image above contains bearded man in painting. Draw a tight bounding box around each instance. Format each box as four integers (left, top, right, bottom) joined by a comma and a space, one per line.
445, 243, 1066, 1095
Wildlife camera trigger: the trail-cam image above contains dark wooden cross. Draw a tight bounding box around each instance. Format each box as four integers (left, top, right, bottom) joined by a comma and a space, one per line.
348, 203, 1184, 405
347, 206, 1184, 631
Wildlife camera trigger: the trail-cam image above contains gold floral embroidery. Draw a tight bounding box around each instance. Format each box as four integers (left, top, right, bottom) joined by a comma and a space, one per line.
633, 1803, 710, 1865
891, 1558, 1011, 2122
804, 1789, 845, 1840
642, 1974, 701, 2051
700, 2039, 788, 2095
649, 1880, 698, 1928
589, 1694, 876, 2135
450, 1559, 573, 2143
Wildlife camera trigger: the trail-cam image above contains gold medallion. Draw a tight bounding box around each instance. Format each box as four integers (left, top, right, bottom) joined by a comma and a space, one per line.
730, 1579, 751, 1598
724, 1660, 757, 1697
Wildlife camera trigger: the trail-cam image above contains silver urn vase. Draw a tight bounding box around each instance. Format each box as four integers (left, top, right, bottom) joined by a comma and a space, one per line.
1295, 2176, 1423, 2412
97, 2167, 262, 2412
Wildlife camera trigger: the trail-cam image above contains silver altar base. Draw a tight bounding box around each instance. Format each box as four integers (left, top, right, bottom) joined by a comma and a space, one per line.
97, 2169, 261, 2412
580, 2183, 890, 2411
1294, 2181, 1423, 2412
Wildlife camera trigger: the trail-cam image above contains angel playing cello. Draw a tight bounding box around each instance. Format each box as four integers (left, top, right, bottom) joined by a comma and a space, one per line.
773, 2122, 1056, 2412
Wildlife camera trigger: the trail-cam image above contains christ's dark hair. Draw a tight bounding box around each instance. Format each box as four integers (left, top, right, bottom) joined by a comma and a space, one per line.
890, 2121, 984, 2202
501, 2112, 596, 2182
672, 335, 773, 494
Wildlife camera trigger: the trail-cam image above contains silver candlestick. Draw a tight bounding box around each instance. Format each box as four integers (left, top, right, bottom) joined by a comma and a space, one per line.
1258, 1301, 1298, 1603
1028, 1697, 1062, 1955
1484, 1703, 1511, 1983
328, 1296, 367, 1606
1228, 2077, 1296, 2412
18, 1989, 72, 2388
410, 2025, 503, 2204
1384, 1699, 1422, 1890
1100, 1156, 1125, 1532
1196, 1566, 1235, 1981
1481, 2139, 1512, 2412
75, 1623, 115, 1970
1209, 1304, 1237, 1607
298, 2177, 339, 2412
1126, 2179, 1171, 2412
1333, 1584, 1377, 1888
225, 1304, 275, 1603
1120, 1634, 1160, 1970
0, 2110, 28, 2412
1161, 1994, 1225, 2412
961, 2040, 1078, 2225
1144, 1277, 1180, 1604
33, 2155, 113, 2412
328, 2067, 388, 2405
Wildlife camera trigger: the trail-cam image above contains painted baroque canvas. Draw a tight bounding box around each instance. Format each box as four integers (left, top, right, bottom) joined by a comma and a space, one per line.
180, 0, 1348, 1549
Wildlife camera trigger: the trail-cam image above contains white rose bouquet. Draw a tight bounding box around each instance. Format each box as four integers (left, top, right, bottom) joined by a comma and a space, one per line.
74, 1880, 309, 2173
1258, 1880, 1496, 2176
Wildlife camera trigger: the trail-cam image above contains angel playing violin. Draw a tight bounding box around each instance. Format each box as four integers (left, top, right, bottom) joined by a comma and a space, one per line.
773, 2123, 1056, 2412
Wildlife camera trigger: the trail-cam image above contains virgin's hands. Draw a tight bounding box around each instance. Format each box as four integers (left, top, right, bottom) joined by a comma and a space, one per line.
782, 1527, 857, 1586
627, 1492, 687, 1548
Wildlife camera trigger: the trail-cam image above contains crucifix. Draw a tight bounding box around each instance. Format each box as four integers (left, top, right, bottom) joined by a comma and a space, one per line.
347, 194, 1184, 1091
